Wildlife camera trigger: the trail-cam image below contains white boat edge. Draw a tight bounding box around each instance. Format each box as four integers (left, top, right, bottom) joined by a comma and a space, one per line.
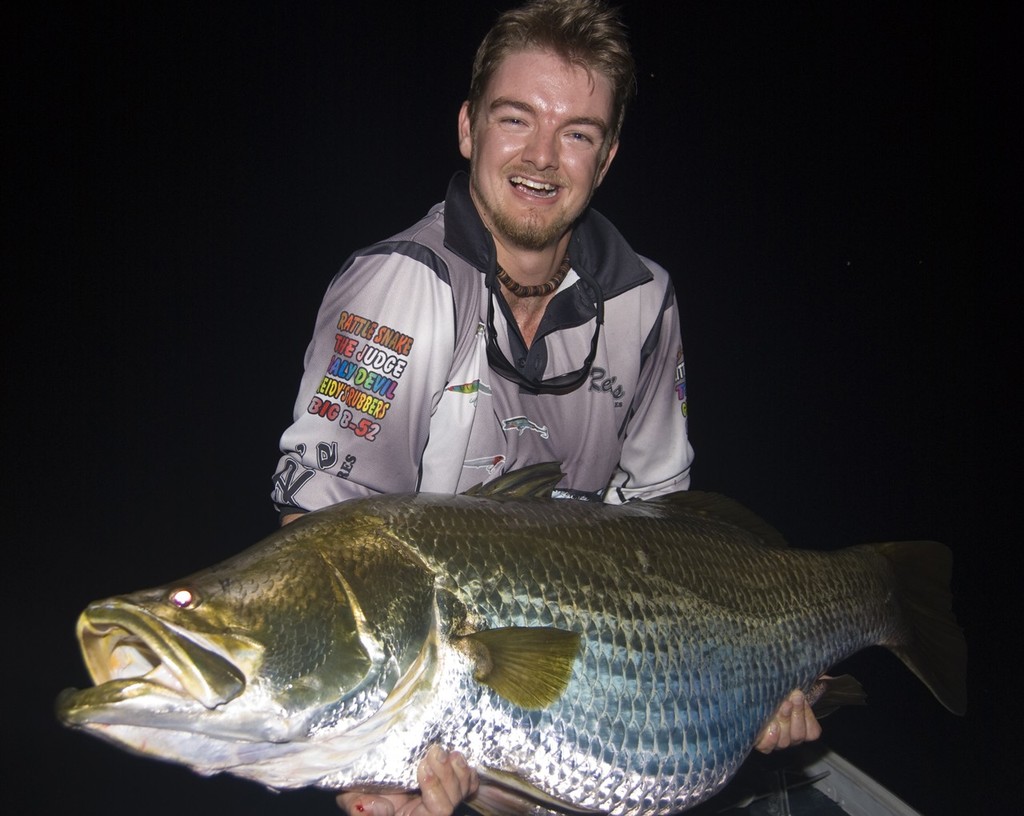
805, 749, 922, 816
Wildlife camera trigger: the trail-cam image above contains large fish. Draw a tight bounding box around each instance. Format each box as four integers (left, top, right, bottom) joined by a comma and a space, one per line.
56, 465, 965, 815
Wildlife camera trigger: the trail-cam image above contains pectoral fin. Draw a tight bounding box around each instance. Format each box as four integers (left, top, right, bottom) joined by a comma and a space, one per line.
461, 626, 580, 709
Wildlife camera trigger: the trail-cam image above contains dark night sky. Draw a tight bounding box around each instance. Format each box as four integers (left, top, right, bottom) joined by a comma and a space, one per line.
4, 1, 1013, 814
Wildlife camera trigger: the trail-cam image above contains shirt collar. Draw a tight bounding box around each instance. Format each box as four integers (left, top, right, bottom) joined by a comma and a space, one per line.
441, 171, 653, 299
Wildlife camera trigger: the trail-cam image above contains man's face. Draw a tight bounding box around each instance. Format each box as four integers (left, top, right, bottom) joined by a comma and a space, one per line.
459, 49, 619, 253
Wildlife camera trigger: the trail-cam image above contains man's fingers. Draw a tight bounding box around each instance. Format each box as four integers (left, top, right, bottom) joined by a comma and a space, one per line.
787, 690, 807, 744
415, 746, 478, 816
755, 693, 796, 753
452, 751, 479, 799
418, 746, 457, 814
754, 688, 824, 754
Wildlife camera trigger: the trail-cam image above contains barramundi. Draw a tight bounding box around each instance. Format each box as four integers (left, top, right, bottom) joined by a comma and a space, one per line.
56, 465, 966, 815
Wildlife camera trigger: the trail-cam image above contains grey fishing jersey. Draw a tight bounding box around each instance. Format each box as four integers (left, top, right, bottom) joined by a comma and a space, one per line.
272, 173, 693, 513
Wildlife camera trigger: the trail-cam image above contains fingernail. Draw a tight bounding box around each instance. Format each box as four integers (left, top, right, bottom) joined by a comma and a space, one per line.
434, 746, 449, 762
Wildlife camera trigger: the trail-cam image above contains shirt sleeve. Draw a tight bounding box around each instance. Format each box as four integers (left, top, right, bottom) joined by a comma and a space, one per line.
271, 246, 455, 514
604, 273, 694, 503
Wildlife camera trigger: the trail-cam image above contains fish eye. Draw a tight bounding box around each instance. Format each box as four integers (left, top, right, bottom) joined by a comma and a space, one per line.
168, 587, 201, 609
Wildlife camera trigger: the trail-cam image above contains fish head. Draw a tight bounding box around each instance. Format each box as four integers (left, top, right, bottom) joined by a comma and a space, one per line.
56, 505, 440, 778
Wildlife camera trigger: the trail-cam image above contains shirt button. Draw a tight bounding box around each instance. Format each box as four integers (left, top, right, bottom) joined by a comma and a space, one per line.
517, 358, 526, 368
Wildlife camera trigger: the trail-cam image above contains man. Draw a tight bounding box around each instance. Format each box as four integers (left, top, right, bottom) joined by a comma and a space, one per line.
272, 2, 820, 814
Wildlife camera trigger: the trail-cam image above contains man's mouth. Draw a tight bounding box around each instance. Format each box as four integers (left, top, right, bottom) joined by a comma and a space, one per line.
510, 175, 558, 198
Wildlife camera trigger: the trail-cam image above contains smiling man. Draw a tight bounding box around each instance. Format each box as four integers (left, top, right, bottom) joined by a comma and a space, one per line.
458, 47, 619, 350
272, 2, 819, 815
461, 49, 618, 253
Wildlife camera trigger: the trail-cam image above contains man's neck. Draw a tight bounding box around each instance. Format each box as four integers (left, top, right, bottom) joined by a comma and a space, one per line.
493, 236, 573, 349
493, 234, 572, 289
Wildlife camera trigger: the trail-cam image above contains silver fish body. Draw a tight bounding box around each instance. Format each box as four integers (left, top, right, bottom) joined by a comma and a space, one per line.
56, 467, 965, 815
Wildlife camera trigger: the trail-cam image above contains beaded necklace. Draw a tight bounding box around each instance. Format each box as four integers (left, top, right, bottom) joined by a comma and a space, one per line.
495, 254, 570, 298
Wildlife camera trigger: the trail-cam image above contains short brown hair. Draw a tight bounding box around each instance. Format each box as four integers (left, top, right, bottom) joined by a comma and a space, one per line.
467, 0, 636, 142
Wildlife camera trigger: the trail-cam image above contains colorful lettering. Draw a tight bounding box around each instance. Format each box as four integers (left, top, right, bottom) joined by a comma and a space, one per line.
340, 382, 390, 420
372, 325, 415, 356
337, 311, 378, 340
340, 409, 380, 440
308, 396, 342, 421
327, 357, 358, 379
334, 334, 359, 357
356, 344, 409, 377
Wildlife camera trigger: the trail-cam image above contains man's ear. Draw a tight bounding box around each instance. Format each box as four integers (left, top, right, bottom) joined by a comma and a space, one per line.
458, 101, 473, 160
596, 139, 619, 187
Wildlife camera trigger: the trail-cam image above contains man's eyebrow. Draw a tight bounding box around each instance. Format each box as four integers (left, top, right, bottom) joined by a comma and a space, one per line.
489, 97, 536, 116
489, 97, 609, 135
563, 115, 609, 135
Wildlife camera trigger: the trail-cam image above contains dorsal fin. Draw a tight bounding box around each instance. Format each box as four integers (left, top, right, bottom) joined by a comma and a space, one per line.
463, 463, 565, 499
650, 491, 791, 548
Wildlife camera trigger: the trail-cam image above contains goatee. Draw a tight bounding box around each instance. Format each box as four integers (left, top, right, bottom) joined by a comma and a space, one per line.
471, 175, 577, 252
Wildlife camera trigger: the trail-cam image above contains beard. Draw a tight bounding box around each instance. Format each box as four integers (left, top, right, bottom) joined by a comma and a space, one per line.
470, 169, 588, 252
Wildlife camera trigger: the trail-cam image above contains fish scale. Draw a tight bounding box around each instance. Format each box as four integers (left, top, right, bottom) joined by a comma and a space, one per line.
56, 467, 965, 815
360, 495, 907, 813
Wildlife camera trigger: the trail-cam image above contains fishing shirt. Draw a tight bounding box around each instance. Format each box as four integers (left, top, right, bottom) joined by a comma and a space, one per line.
272, 172, 693, 514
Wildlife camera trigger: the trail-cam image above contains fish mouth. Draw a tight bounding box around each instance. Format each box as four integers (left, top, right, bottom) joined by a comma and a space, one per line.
58, 598, 255, 722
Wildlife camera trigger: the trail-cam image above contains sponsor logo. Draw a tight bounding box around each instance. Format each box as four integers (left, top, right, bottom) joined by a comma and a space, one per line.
446, 379, 492, 405
463, 455, 506, 473
674, 349, 688, 418
316, 441, 339, 469
271, 457, 315, 505
589, 366, 625, 407
502, 416, 549, 439
315, 443, 356, 479
446, 379, 492, 396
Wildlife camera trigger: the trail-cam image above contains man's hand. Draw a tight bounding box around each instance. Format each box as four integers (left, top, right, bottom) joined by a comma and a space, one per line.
336, 746, 479, 816
754, 688, 822, 753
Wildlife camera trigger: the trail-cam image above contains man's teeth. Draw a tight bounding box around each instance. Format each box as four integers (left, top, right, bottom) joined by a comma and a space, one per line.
511, 176, 557, 196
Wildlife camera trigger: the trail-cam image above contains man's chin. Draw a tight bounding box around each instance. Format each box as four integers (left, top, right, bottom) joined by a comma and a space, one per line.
491, 212, 574, 253
469, 178, 580, 252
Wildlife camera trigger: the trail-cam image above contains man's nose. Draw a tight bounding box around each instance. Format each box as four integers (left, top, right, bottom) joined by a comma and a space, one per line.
521, 126, 558, 171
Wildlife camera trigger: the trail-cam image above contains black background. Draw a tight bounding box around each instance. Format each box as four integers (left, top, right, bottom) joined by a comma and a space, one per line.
5, 1, 1013, 813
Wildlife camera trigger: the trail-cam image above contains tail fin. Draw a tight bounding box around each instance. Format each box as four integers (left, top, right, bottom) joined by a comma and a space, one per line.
874, 540, 967, 715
